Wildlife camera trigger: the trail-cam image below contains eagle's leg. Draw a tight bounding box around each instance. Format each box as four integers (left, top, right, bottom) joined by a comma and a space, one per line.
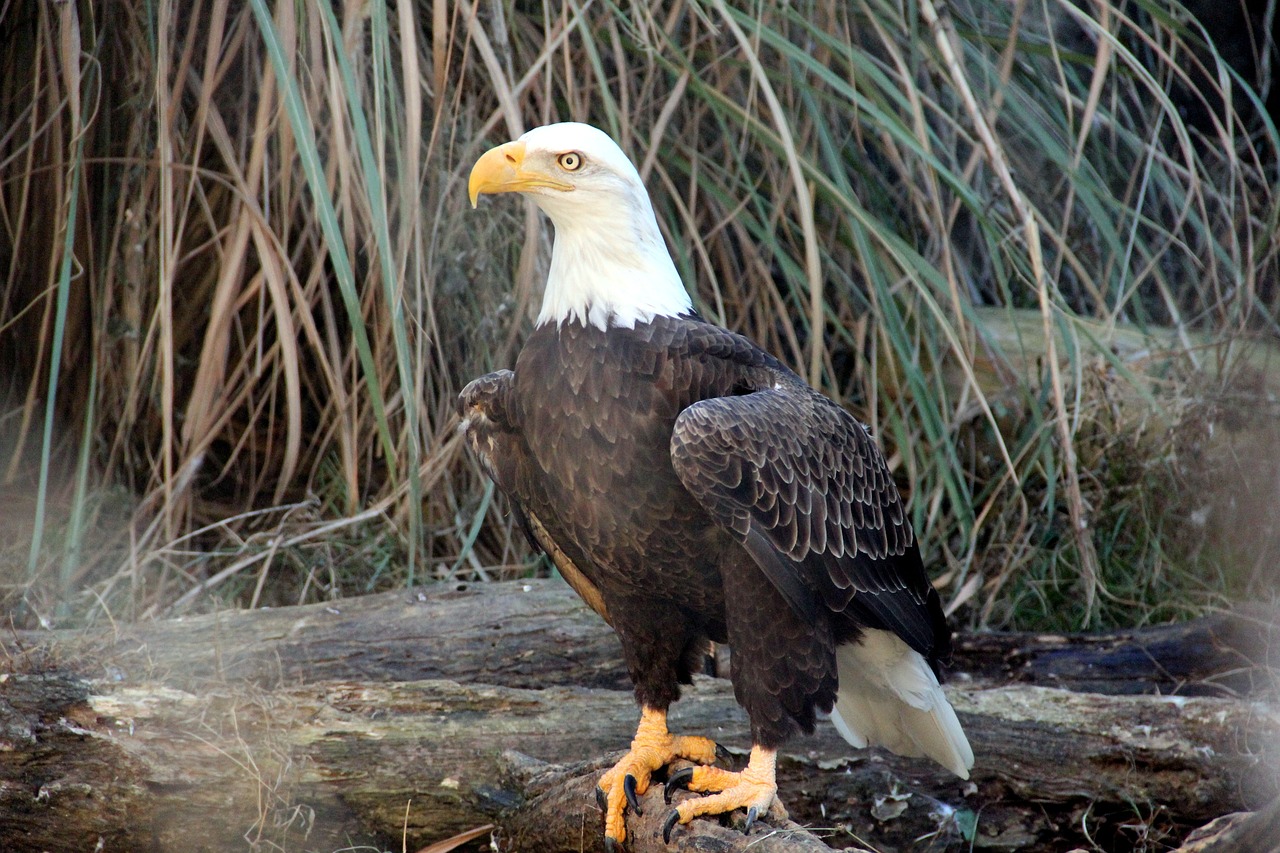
660, 745, 781, 842
598, 705, 720, 848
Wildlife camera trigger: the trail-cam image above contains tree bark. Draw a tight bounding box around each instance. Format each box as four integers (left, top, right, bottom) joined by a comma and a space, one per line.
1, 580, 1276, 852
952, 605, 1279, 697
14, 579, 1275, 697
1172, 796, 1280, 853
16, 581, 631, 691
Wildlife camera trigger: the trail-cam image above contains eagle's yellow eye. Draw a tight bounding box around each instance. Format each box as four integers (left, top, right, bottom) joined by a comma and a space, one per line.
557, 152, 583, 172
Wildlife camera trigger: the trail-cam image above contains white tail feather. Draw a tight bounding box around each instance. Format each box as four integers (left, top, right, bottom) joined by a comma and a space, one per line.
829, 629, 974, 779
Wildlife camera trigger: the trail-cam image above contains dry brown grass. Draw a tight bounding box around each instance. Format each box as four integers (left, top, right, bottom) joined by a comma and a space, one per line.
1, 0, 1276, 629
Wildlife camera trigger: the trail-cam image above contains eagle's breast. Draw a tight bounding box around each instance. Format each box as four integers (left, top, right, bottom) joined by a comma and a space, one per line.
511, 316, 732, 603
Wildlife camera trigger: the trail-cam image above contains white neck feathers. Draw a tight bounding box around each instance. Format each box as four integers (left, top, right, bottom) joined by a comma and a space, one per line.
530, 166, 691, 331
537, 215, 690, 330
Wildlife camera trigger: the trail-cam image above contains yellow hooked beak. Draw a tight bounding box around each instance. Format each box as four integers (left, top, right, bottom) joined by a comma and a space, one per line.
468, 139, 574, 208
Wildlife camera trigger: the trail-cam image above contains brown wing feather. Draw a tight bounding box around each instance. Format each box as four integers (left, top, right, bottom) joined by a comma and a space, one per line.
670, 375, 942, 658
460, 369, 610, 625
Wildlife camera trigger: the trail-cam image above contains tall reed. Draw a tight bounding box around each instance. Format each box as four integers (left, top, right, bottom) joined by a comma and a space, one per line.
1, 0, 1275, 628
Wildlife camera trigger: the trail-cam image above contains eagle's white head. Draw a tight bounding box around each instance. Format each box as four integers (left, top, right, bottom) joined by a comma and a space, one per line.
468, 122, 692, 331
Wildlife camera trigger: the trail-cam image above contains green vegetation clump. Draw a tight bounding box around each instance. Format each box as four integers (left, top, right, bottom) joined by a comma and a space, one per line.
0, 0, 1276, 630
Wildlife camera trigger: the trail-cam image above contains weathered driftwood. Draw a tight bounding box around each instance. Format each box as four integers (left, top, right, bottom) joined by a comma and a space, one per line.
9, 581, 631, 691
0, 579, 1277, 852
10, 579, 1275, 697
1, 667, 1277, 850
953, 605, 1280, 697
1172, 796, 1280, 853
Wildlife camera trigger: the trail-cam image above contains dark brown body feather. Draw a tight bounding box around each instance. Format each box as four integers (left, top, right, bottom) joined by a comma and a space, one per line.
458, 314, 949, 747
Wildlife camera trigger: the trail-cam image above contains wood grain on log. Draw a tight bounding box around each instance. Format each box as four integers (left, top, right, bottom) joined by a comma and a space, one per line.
8, 582, 630, 691
7, 579, 1275, 697
1, 579, 1277, 852
1, 671, 1277, 851
953, 605, 1280, 697
1173, 796, 1280, 852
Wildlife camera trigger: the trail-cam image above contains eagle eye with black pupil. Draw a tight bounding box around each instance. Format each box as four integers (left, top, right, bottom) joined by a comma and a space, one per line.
557, 151, 584, 172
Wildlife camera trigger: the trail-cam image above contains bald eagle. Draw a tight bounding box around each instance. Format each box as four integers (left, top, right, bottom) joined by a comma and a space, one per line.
460, 122, 973, 848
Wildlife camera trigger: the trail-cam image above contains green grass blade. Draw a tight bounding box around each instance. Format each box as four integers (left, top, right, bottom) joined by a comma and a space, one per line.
27, 127, 83, 580
314, 0, 423, 583
248, 0, 399, 481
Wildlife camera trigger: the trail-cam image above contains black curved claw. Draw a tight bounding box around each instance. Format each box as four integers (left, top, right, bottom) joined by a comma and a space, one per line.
664, 767, 695, 804
715, 743, 733, 764
743, 805, 760, 834
596, 786, 607, 813
623, 773, 642, 815
662, 810, 681, 844
603, 835, 620, 853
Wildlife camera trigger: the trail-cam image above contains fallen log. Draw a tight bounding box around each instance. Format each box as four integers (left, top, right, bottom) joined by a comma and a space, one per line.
8, 581, 630, 691
1, 579, 1277, 851
953, 605, 1280, 697
9, 579, 1275, 697
1, 668, 1276, 851
1173, 796, 1280, 853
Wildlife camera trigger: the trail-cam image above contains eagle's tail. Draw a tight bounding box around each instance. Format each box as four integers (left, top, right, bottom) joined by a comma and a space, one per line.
829, 629, 974, 779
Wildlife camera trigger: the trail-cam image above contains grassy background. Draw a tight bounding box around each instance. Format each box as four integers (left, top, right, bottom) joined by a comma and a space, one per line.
1, 0, 1277, 631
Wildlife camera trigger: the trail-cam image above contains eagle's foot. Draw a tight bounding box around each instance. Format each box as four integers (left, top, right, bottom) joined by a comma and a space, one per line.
661, 746, 781, 842
597, 706, 720, 847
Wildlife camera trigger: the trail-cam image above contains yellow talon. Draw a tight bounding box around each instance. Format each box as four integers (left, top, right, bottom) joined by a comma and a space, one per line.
661, 746, 782, 842
597, 706, 721, 846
